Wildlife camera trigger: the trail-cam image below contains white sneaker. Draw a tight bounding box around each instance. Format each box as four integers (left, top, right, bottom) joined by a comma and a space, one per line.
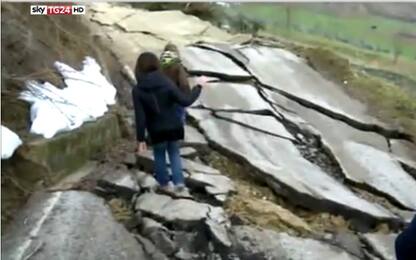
175, 183, 186, 191
175, 184, 191, 198
159, 182, 175, 194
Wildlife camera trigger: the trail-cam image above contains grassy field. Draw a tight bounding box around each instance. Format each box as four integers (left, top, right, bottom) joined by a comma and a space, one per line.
264, 27, 416, 82
233, 3, 416, 82
236, 3, 416, 59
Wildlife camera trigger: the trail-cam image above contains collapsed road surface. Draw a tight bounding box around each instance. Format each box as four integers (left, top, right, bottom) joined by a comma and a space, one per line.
2, 3, 415, 260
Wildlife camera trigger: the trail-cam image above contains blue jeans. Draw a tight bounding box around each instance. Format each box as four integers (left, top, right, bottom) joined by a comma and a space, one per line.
153, 141, 184, 186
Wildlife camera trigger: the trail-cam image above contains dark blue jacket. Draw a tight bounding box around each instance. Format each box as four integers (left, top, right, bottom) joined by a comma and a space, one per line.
396, 215, 416, 260
132, 70, 201, 143
176, 106, 186, 123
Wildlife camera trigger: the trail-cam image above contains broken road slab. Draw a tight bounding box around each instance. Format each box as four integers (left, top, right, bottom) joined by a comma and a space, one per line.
187, 172, 235, 196
181, 46, 251, 80
237, 45, 384, 126
195, 112, 396, 223
214, 111, 296, 142
230, 226, 359, 260
390, 139, 416, 171
135, 193, 225, 226
99, 165, 140, 192
362, 233, 397, 260
344, 141, 416, 209
117, 10, 231, 43
264, 89, 416, 210
180, 147, 198, 157
2, 191, 148, 260
194, 82, 272, 111
90, 5, 135, 26
183, 125, 208, 147
136, 171, 159, 191
192, 42, 250, 66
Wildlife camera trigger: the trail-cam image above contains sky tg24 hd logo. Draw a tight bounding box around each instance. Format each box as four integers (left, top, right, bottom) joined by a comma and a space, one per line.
30, 5, 86, 15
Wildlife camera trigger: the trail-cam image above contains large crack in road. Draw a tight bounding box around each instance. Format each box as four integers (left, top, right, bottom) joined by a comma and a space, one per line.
189, 43, 414, 142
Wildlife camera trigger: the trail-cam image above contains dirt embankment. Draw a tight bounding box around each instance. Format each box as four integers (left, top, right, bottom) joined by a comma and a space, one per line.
1, 3, 132, 138
1, 3, 132, 227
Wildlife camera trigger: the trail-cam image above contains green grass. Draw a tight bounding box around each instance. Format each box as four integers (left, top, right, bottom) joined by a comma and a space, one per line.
260, 27, 416, 82
234, 3, 416, 60
348, 75, 416, 137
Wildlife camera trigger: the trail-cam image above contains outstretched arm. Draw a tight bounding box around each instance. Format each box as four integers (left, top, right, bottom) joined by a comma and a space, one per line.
169, 83, 202, 107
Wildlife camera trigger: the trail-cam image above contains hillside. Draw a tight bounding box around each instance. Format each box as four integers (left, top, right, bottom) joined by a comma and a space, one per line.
2, 3, 416, 260
310, 3, 416, 22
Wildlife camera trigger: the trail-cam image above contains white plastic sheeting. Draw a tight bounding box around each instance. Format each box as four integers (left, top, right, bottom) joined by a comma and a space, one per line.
19, 57, 117, 139
1, 125, 22, 159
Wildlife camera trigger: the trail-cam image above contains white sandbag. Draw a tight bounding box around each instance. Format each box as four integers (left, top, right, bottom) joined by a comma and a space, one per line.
83, 57, 117, 105
54, 56, 117, 105
20, 57, 117, 139
20, 81, 91, 138
1, 125, 22, 159
28, 101, 72, 138
28, 99, 84, 138
60, 85, 108, 119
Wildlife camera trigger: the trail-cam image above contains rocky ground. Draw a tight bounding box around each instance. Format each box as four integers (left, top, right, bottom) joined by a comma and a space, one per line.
2, 3, 415, 260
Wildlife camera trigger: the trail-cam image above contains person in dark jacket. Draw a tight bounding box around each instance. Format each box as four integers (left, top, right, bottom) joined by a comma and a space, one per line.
395, 215, 416, 260
132, 52, 206, 193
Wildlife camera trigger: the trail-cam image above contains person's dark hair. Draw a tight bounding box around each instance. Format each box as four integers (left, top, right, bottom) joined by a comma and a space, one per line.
135, 52, 160, 80
163, 64, 190, 94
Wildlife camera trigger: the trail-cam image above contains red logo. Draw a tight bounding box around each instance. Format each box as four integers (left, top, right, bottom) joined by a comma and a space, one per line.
47, 5, 72, 15
30, 5, 85, 15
